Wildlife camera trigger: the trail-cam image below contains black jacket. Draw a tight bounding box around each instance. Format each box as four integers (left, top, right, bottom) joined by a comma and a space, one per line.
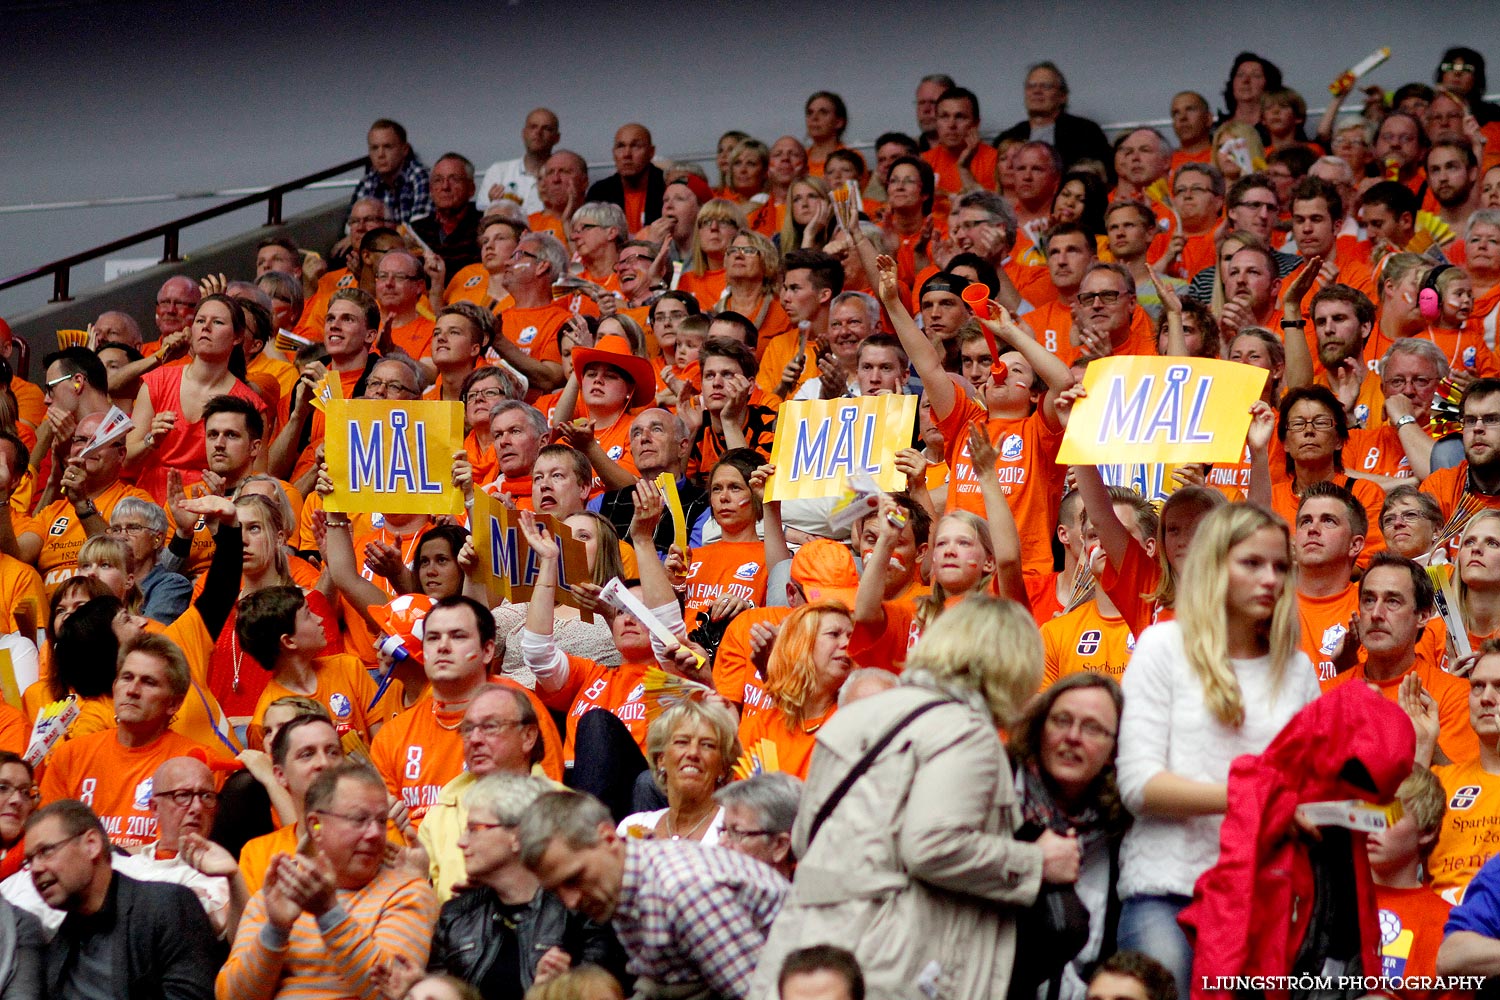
45, 871, 219, 1000
996, 112, 1113, 176
585, 165, 667, 226
594, 477, 711, 558
429, 885, 626, 993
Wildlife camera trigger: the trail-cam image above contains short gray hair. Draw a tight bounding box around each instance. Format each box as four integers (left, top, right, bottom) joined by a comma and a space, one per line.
489, 399, 548, 437
1380, 337, 1450, 378
518, 791, 612, 869
256, 270, 304, 317
838, 667, 898, 706
572, 202, 630, 247
830, 291, 881, 329
227, 281, 273, 313
111, 497, 168, 536
523, 233, 570, 280
713, 772, 802, 835
234, 475, 295, 532
1174, 161, 1225, 198
371, 351, 428, 395
953, 190, 1017, 245
1468, 209, 1500, 241
464, 773, 552, 826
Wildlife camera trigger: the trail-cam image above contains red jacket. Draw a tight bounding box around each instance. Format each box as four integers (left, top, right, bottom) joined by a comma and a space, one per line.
1180, 681, 1414, 997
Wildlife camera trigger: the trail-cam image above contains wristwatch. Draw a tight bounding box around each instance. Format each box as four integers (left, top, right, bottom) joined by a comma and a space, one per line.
73, 500, 98, 519
1393, 414, 1418, 430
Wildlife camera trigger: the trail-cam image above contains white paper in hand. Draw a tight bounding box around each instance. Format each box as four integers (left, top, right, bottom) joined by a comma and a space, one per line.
78, 405, 134, 456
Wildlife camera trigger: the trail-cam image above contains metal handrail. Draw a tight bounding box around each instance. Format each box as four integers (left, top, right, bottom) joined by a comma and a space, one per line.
0, 156, 368, 302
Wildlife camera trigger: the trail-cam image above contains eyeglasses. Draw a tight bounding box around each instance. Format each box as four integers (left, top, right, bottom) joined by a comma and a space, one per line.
1463, 413, 1500, 429
1075, 290, 1124, 306
107, 523, 157, 536
364, 378, 418, 396
458, 718, 527, 740
571, 223, 602, 235
1381, 510, 1435, 529
1235, 199, 1279, 214
1385, 375, 1436, 392
1044, 711, 1116, 742
1285, 416, 1337, 432
1173, 185, 1216, 198
720, 826, 774, 843
617, 254, 654, 267
510, 249, 541, 263
156, 298, 197, 311
463, 386, 509, 404
315, 809, 386, 832
154, 788, 218, 807
0, 781, 36, 802
464, 820, 510, 835
698, 218, 737, 230
45, 372, 80, 389
725, 246, 760, 258
23, 830, 87, 869
1442, 61, 1477, 74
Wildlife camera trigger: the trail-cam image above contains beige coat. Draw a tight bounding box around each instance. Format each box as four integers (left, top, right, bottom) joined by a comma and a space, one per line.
749, 683, 1044, 1000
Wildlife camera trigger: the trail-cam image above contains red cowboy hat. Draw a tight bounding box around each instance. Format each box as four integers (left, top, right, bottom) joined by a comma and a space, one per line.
571, 334, 657, 408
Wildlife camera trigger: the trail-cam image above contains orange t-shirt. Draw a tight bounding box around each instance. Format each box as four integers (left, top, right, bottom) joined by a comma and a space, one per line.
1374, 883, 1451, 983
1296, 583, 1360, 685
238, 823, 297, 898
1169, 148, 1213, 172
1421, 463, 1500, 550
683, 541, 769, 632
465, 429, 500, 490
756, 333, 818, 396
677, 269, 728, 312
1430, 759, 1500, 903
38, 727, 227, 848
1288, 255, 1378, 315
1345, 425, 1416, 481
23, 480, 155, 598
0, 556, 44, 637
1097, 537, 1170, 639
1040, 601, 1137, 686
1468, 281, 1500, 348
528, 211, 567, 243
368, 693, 467, 829
622, 185, 648, 232
248, 653, 381, 750
922, 144, 1000, 194
713, 606, 792, 713
1026, 570, 1064, 625
537, 658, 652, 765
736, 703, 834, 780
0, 703, 22, 756
247, 352, 299, 423
1366, 325, 1500, 381
1311, 366, 1385, 430
935, 392, 1065, 578
499, 303, 569, 365
388, 315, 436, 361
1325, 653, 1479, 766
1006, 260, 1057, 308
1023, 299, 1078, 362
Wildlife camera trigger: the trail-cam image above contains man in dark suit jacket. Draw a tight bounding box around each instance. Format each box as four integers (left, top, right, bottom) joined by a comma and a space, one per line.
585, 123, 666, 231
996, 61, 1113, 177
29, 800, 218, 1000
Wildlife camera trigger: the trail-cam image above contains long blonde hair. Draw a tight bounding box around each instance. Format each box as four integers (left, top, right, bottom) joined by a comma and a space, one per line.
913, 510, 996, 636
778, 176, 833, 253
1146, 486, 1227, 608
688, 199, 748, 277
905, 595, 1042, 727
1175, 503, 1299, 727
1457, 510, 1500, 634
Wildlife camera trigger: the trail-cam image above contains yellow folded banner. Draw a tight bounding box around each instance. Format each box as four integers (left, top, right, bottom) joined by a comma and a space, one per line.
1098, 462, 1185, 506
470, 491, 594, 619
324, 399, 464, 515
655, 473, 688, 554
308, 366, 345, 413
766, 395, 917, 501
1058, 357, 1267, 465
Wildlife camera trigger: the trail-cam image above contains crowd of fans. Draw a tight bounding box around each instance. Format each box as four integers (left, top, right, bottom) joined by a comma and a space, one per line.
3, 42, 1500, 1000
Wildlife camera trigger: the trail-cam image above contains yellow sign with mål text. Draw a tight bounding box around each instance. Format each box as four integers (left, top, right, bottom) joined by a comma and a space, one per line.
766, 395, 917, 501
324, 399, 464, 515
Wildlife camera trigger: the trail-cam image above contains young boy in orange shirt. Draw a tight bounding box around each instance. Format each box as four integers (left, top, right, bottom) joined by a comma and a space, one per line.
1370, 766, 1451, 985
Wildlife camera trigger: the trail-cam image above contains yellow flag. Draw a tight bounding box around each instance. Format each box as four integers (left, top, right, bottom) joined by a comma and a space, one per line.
1058, 356, 1267, 465
324, 399, 464, 515
766, 395, 917, 501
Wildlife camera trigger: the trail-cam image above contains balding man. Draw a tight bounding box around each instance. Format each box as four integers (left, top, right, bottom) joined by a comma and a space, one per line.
1113, 128, 1173, 203
586, 123, 666, 231
137, 756, 249, 941
373, 249, 436, 359
478, 107, 560, 214
148, 274, 200, 362
93, 310, 143, 350
590, 407, 711, 556
419, 683, 550, 901
1169, 91, 1214, 170
996, 61, 1112, 173
530, 149, 589, 242
411, 153, 483, 273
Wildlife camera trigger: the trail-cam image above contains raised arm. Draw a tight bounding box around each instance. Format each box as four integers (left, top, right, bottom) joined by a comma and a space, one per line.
981, 302, 1073, 428
1279, 254, 1326, 391
314, 464, 393, 612
178, 495, 245, 638
967, 422, 1025, 603
1148, 270, 1189, 358
1053, 384, 1134, 569
874, 253, 955, 418
749, 464, 792, 573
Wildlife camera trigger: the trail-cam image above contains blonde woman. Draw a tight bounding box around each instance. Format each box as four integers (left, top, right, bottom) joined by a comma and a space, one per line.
750, 596, 1079, 1000
1115, 503, 1320, 995
1211, 121, 1267, 184
677, 198, 746, 311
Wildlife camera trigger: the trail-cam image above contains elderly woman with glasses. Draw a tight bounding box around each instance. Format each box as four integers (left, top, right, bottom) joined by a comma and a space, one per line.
109, 497, 189, 624
415, 774, 626, 1000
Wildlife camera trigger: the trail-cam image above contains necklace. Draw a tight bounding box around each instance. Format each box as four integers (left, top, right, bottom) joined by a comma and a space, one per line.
663, 804, 716, 841
229, 622, 243, 694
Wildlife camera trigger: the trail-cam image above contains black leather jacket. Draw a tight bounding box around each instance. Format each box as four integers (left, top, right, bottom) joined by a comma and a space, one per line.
429, 885, 626, 993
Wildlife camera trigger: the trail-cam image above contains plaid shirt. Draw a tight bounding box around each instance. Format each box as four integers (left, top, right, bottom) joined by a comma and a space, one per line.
352, 153, 432, 223
615, 839, 788, 999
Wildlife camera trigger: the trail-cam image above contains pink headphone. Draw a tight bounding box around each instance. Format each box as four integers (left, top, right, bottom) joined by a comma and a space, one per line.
1418, 264, 1454, 322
